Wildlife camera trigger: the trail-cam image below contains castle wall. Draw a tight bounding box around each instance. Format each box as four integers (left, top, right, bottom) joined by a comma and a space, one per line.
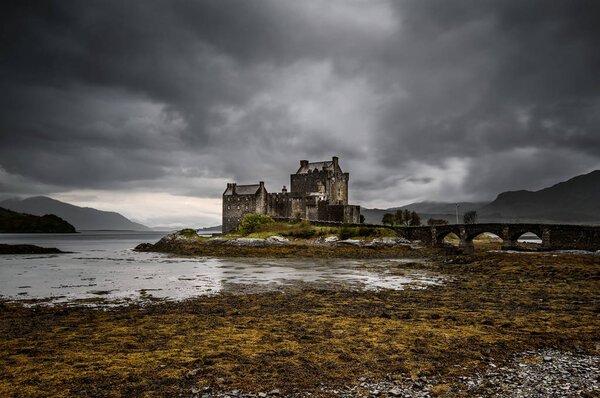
290, 171, 329, 196
222, 194, 257, 234
330, 172, 349, 204
344, 205, 361, 224
266, 192, 292, 218
290, 170, 348, 205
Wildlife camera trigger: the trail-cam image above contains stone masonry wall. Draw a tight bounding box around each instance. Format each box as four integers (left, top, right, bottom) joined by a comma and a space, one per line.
222, 194, 257, 234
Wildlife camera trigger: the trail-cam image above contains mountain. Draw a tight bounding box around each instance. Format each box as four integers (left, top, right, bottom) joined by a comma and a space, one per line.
0, 196, 151, 231
361, 201, 487, 225
362, 170, 600, 225
479, 170, 600, 224
0, 207, 76, 233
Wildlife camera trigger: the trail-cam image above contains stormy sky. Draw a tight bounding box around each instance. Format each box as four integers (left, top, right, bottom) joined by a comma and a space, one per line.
1, 0, 599, 227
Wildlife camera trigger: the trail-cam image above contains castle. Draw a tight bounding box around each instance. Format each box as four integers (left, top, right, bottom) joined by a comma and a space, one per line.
222, 156, 361, 233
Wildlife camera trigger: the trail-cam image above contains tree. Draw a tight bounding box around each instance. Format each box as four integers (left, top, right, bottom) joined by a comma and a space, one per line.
359, 214, 365, 224
409, 211, 421, 226
394, 209, 404, 225
403, 209, 411, 225
463, 210, 478, 224
382, 213, 395, 225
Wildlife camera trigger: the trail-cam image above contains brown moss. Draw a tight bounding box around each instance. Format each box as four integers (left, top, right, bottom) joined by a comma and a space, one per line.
0, 252, 599, 396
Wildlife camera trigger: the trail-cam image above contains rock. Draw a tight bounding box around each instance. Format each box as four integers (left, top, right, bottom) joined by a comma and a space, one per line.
388, 387, 403, 396
324, 236, 339, 243
365, 237, 411, 247
186, 368, 199, 377
338, 239, 362, 246
205, 238, 228, 245
269, 389, 280, 395
543, 356, 553, 362
265, 236, 289, 244
258, 393, 267, 398
134, 242, 154, 251
157, 230, 202, 244
227, 238, 268, 246
594, 250, 600, 257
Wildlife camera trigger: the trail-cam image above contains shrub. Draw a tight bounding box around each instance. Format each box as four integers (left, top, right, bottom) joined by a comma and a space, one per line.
278, 220, 316, 238
179, 229, 199, 239
358, 226, 371, 236
237, 213, 274, 235
338, 221, 355, 240
373, 227, 398, 238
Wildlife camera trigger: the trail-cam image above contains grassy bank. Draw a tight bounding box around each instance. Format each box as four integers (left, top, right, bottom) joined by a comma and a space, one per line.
1, 251, 599, 396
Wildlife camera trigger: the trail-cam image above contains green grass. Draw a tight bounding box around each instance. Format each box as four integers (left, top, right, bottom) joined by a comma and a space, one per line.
223, 220, 397, 240
176, 229, 210, 241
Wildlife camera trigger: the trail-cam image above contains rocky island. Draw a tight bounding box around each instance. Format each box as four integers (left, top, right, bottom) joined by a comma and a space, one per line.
135, 219, 434, 259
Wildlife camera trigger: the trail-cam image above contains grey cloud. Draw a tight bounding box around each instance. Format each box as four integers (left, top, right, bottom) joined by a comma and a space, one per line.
1, 0, 599, 211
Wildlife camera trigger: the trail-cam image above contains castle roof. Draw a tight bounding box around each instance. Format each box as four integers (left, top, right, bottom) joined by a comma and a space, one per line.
223, 184, 261, 195
296, 161, 338, 174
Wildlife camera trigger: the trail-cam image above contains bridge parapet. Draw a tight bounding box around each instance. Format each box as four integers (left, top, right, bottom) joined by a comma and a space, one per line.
392, 223, 600, 253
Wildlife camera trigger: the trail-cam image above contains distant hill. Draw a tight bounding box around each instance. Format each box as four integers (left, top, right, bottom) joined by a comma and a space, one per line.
361, 201, 487, 225
479, 170, 600, 224
0, 207, 76, 233
0, 196, 151, 231
362, 170, 600, 225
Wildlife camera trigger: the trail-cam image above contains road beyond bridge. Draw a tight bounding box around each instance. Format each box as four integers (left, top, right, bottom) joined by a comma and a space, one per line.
396, 223, 600, 254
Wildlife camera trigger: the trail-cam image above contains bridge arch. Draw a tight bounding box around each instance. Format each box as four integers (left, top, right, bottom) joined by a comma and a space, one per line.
436, 229, 460, 244
507, 227, 543, 243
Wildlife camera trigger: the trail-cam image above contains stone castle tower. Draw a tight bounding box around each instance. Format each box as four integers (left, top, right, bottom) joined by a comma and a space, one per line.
222, 156, 360, 233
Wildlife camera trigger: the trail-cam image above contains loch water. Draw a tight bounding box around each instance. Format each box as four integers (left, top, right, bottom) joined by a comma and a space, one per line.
0, 231, 442, 305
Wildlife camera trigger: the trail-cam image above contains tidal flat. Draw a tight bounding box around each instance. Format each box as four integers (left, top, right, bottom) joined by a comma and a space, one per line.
1, 250, 599, 397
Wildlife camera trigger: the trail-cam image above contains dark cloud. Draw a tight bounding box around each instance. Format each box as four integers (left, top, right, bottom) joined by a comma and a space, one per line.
1, 0, 599, 214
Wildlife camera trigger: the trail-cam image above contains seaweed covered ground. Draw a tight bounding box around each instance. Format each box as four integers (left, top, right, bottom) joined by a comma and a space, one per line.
1, 250, 599, 397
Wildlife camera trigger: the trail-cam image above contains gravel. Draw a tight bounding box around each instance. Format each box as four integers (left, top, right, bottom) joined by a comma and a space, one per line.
188, 349, 600, 397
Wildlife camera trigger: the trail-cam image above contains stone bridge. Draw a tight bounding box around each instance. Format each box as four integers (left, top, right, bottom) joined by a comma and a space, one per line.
393, 223, 600, 254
